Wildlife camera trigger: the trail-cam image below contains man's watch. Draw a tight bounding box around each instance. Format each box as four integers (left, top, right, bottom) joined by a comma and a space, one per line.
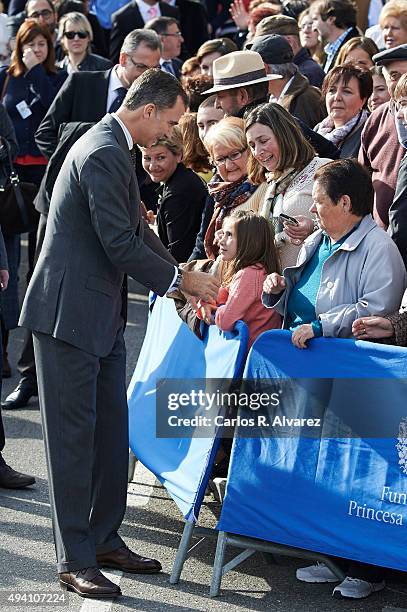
172, 268, 183, 291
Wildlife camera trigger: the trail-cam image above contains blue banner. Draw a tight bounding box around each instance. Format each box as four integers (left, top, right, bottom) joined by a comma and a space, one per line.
217, 330, 407, 571
128, 296, 248, 521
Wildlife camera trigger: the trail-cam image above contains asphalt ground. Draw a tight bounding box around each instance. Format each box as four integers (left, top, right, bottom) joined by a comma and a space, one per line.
1, 243, 407, 612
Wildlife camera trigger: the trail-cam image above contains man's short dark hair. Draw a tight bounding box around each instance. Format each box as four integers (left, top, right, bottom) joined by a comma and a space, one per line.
317, 0, 357, 29
314, 159, 373, 216
125, 68, 188, 111
144, 16, 179, 35
25, 0, 54, 14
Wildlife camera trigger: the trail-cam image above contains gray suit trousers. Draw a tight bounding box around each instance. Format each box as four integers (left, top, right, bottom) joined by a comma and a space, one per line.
33, 329, 128, 573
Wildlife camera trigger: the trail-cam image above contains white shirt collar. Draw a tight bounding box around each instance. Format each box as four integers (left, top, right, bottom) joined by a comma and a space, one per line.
279, 76, 294, 100
111, 113, 133, 150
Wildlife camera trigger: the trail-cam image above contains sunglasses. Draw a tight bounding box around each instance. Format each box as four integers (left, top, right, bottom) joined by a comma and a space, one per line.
64, 30, 88, 40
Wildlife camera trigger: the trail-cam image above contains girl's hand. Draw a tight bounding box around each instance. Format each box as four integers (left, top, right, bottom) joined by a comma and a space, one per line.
22, 47, 40, 71
196, 299, 217, 324
291, 324, 314, 349
352, 316, 394, 340
229, 0, 250, 30
263, 273, 286, 294
283, 216, 315, 246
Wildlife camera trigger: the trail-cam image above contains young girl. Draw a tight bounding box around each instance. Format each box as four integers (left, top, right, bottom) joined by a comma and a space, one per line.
211, 210, 282, 349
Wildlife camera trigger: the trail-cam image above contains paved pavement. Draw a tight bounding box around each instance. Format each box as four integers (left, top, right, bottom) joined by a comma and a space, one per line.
1, 247, 407, 612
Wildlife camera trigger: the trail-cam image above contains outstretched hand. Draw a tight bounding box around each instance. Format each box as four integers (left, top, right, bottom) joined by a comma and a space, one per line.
229, 0, 250, 30
181, 270, 220, 303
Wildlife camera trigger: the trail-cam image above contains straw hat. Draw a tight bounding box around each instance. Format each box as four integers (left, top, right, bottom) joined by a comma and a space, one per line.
203, 50, 281, 94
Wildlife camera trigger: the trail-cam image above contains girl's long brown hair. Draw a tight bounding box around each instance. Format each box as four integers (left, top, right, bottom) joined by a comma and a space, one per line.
222, 210, 281, 286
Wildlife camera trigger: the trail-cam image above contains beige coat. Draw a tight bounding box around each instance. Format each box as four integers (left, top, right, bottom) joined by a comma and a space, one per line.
261, 157, 331, 270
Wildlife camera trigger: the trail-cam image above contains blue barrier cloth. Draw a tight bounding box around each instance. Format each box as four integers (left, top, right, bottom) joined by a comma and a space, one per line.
217, 330, 407, 571
127, 296, 248, 521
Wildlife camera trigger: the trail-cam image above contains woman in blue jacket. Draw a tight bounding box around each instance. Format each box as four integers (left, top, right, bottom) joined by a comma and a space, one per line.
0, 19, 66, 282
0, 20, 66, 371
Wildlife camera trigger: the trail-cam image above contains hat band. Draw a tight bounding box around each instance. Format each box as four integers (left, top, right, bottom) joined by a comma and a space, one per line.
215, 68, 267, 87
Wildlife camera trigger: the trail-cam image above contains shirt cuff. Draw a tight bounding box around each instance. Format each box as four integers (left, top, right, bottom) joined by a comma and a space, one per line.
311, 319, 323, 337
166, 266, 180, 293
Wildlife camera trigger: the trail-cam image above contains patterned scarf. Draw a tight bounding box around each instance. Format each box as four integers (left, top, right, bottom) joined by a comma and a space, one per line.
204, 174, 257, 259
315, 109, 369, 146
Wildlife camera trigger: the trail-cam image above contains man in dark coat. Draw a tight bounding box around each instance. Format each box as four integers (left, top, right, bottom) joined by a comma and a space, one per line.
19, 70, 219, 599
1, 28, 162, 410
109, 0, 208, 64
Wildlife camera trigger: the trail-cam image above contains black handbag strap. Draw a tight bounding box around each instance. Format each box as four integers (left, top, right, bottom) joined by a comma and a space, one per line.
0, 136, 30, 229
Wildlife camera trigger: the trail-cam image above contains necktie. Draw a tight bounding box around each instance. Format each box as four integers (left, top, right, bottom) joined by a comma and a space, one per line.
147, 5, 158, 19
162, 61, 175, 76
108, 87, 127, 113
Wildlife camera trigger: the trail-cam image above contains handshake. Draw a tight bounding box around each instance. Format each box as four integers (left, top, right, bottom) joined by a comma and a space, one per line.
195, 287, 229, 324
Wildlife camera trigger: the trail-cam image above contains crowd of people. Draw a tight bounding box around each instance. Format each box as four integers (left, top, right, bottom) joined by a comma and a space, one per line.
0, 0, 407, 602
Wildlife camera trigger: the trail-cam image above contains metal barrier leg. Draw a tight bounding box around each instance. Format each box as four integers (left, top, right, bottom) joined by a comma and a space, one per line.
210, 531, 228, 598
170, 521, 195, 584
128, 449, 137, 483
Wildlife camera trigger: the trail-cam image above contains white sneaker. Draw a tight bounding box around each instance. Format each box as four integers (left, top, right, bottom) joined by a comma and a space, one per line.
296, 563, 339, 583
332, 577, 386, 599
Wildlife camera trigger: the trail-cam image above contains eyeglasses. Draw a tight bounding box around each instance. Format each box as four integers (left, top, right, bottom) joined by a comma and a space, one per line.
128, 56, 160, 71
64, 30, 89, 39
162, 31, 182, 38
28, 8, 52, 18
212, 149, 247, 167
300, 21, 314, 30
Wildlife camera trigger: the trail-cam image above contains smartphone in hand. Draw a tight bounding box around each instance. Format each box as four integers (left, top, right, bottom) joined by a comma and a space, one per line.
279, 213, 299, 226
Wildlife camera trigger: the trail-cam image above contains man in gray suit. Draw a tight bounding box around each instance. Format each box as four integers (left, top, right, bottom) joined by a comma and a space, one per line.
19, 69, 219, 600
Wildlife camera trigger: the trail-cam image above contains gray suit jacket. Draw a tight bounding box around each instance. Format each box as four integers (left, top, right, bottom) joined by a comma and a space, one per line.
19, 114, 175, 356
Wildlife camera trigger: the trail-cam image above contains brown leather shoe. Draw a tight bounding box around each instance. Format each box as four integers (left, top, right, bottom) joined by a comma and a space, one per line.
97, 545, 162, 574
59, 567, 121, 598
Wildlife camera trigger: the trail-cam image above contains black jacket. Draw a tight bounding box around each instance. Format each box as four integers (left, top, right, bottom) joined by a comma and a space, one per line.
157, 163, 207, 263
389, 151, 407, 269
57, 53, 112, 73
293, 47, 325, 89
35, 69, 111, 160
109, 1, 179, 64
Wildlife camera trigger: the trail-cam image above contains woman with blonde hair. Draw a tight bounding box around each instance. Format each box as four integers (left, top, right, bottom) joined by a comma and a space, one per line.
335, 36, 379, 70
57, 12, 112, 73
379, 0, 407, 49
197, 116, 267, 260
245, 103, 331, 269
140, 126, 207, 263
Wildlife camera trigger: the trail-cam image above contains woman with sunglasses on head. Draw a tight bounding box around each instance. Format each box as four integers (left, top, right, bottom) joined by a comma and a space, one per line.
57, 12, 112, 73
192, 116, 267, 261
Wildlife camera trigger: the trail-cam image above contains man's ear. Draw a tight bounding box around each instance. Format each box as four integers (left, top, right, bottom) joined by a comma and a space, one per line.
341, 194, 352, 213
142, 103, 156, 119
119, 52, 127, 67
237, 87, 249, 105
